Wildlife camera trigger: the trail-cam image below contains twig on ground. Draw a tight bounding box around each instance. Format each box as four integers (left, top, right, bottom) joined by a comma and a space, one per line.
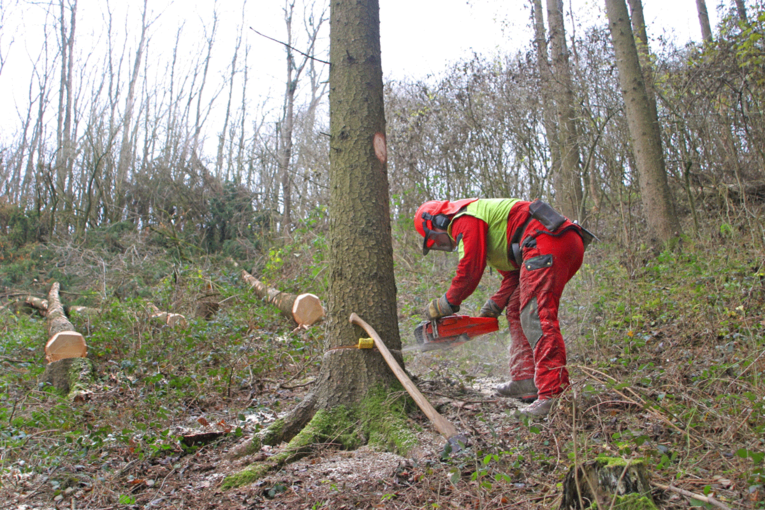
652, 481, 733, 510
280, 378, 316, 390
1, 357, 30, 364
574, 365, 702, 443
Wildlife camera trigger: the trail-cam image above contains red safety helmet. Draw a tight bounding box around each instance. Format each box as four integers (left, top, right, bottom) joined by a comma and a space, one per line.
414, 199, 478, 255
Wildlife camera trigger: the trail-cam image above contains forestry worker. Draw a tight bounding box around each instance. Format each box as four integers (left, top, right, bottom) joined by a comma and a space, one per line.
414, 198, 594, 417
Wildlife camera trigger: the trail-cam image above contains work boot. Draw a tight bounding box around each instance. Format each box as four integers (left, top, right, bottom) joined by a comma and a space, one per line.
517, 397, 553, 418
495, 379, 538, 403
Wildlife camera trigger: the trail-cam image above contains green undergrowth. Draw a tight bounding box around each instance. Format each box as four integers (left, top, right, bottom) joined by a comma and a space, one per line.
560, 233, 765, 506
0, 229, 330, 499
223, 384, 419, 489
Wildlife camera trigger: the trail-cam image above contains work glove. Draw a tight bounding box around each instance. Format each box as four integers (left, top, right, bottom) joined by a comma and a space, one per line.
478, 299, 502, 318
425, 294, 459, 320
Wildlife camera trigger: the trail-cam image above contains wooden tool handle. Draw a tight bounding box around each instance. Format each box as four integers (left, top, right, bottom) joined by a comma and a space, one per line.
349, 313, 460, 440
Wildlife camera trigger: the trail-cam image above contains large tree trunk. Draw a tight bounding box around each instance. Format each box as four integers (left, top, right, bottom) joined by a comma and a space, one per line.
115, 0, 148, 221
605, 0, 681, 243
696, 0, 714, 42
223, 0, 408, 489
546, 0, 584, 220
319, 0, 401, 407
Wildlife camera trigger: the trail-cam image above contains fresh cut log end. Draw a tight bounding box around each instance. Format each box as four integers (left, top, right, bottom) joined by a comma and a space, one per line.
292, 294, 325, 327
45, 331, 88, 363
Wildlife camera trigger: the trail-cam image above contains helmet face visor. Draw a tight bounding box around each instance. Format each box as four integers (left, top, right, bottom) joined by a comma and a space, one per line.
421, 222, 457, 254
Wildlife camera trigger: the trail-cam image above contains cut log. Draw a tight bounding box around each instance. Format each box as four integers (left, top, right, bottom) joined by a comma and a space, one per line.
560, 458, 656, 509
45, 331, 87, 363
25, 296, 49, 314
148, 303, 188, 329
292, 294, 324, 327
241, 270, 325, 327
42, 283, 93, 399
43, 357, 94, 401
44, 283, 87, 363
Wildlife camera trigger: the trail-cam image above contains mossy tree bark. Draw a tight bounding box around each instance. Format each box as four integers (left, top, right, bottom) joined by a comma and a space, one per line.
224, 0, 410, 489
605, 0, 681, 244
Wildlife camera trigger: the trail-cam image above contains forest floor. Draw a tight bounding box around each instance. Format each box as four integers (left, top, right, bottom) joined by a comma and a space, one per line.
1, 222, 764, 509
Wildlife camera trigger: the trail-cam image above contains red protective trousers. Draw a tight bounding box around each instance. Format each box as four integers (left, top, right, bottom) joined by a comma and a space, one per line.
506, 221, 584, 399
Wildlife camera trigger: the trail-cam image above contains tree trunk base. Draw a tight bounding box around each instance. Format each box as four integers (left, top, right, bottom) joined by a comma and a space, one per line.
222, 383, 417, 489
561, 458, 657, 509
42, 357, 95, 400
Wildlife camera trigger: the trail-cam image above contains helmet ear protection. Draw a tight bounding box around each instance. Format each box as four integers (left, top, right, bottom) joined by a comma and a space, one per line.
422, 212, 451, 231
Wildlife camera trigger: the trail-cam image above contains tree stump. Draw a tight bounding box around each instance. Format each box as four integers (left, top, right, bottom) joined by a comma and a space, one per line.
560, 458, 657, 509
42, 283, 94, 398
241, 270, 324, 327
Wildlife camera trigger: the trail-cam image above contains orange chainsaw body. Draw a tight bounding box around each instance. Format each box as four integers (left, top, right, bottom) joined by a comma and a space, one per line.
412, 315, 499, 351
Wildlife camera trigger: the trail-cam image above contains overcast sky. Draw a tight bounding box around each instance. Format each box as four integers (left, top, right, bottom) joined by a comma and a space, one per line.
0, 0, 722, 145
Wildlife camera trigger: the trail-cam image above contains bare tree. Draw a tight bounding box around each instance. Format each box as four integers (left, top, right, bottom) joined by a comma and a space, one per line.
0, 0, 16, 79
216, 0, 246, 179
696, 0, 714, 42
605, 0, 681, 243
274, 0, 327, 234
626, 0, 658, 121
114, 0, 149, 221
530, 0, 561, 201
191, 4, 219, 163
546, 0, 583, 220
53, 0, 77, 231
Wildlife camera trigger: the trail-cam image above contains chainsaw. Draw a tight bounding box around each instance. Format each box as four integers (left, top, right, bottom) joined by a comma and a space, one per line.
407, 315, 499, 352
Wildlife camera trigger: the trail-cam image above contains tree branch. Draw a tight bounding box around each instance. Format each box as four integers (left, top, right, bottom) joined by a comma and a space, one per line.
249, 26, 330, 66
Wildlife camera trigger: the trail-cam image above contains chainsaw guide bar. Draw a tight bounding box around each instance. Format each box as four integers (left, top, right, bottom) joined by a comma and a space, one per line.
407, 315, 499, 352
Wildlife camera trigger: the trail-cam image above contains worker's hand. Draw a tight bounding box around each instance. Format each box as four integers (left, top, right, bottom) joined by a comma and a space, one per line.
425, 294, 459, 320
479, 299, 502, 318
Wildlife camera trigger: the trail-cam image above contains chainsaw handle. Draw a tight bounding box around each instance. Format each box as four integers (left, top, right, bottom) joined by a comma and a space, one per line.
349, 313, 461, 441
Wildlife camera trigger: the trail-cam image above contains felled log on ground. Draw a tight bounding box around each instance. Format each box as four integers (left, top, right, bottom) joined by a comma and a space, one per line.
148, 303, 188, 328
241, 270, 325, 327
45, 283, 87, 363
42, 283, 93, 399
560, 458, 656, 509
25, 296, 49, 315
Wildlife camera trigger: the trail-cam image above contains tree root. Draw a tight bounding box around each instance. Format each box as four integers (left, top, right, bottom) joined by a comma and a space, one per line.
222, 385, 418, 489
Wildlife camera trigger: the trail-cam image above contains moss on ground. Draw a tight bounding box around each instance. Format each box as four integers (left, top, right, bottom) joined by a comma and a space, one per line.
360, 384, 419, 454
222, 384, 419, 489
